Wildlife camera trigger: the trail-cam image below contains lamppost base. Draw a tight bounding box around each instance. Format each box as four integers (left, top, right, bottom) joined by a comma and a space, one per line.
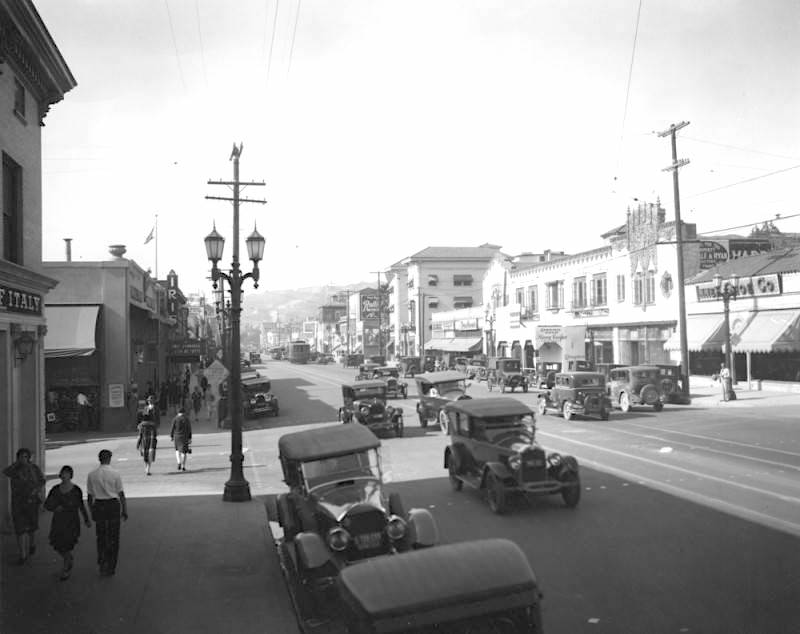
223, 479, 252, 502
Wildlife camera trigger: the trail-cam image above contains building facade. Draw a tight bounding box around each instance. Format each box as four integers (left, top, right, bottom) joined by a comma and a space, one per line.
0, 1, 75, 530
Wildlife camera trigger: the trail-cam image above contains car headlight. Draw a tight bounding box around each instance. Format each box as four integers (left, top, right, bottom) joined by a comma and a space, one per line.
386, 515, 407, 541
249, 399, 257, 405
360, 406, 371, 416
508, 454, 522, 471
327, 527, 351, 552
548, 453, 562, 468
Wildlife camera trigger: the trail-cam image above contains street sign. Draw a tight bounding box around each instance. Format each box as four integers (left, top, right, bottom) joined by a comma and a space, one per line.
204, 359, 229, 385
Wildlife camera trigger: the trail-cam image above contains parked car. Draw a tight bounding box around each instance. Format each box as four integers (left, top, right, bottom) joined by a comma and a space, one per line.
567, 359, 594, 371
354, 362, 381, 381
338, 380, 404, 437
537, 371, 611, 421
267, 425, 439, 596
443, 397, 581, 514
337, 538, 543, 633
486, 357, 530, 393
465, 356, 488, 381
398, 356, 421, 378
241, 374, 279, 418
608, 365, 666, 412
316, 353, 334, 364
370, 366, 408, 398
657, 364, 692, 405
414, 370, 472, 432
535, 361, 562, 388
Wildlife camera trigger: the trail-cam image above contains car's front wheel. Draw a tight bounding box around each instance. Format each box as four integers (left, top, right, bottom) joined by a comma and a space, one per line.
537, 398, 547, 416
620, 392, 631, 413
653, 401, 664, 412
395, 417, 404, 437
417, 406, 428, 428
438, 409, 449, 434
561, 471, 581, 508
448, 451, 463, 492
563, 401, 574, 421
486, 473, 507, 515
600, 407, 609, 421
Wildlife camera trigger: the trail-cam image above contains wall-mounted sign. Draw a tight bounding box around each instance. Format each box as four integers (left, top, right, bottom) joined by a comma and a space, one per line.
535, 325, 566, 345
360, 293, 380, 320
168, 339, 206, 359
696, 273, 782, 302
0, 284, 42, 314
454, 318, 479, 331
698, 241, 729, 269
108, 384, 125, 408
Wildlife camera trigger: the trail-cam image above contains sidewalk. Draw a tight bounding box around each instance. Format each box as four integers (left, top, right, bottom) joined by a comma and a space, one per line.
1, 494, 297, 634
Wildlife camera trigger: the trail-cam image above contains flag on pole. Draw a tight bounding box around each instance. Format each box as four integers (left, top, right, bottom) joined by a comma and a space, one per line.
144, 226, 155, 244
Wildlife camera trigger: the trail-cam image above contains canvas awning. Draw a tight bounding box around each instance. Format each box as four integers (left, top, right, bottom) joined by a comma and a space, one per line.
734, 310, 800, 353
424, 337, 482, 353
663, 313, 725, 352
44, 305, 100, 358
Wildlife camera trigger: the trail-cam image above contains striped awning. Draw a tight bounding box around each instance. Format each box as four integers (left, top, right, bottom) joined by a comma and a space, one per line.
663, 314, 725, 352
734, 310, 800, 353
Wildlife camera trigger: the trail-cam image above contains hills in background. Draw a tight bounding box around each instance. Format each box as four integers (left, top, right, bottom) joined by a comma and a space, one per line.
240, 283, 371, 325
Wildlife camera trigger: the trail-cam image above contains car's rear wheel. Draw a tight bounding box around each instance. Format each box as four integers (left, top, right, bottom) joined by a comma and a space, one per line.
395, 417, 404, 437
620, 392, 631, 413
486, 473, 507, 515
600, 407, 609, 421
448, 451, 463, 491
561, 471, 581, 508
563, 402, 573, 421
523, 384, 529, 393
438, 409, 449, 434
417, 406, 428, 428
537, 398, 547, 416
653, 401, 664, 412
273, 406, 280, 417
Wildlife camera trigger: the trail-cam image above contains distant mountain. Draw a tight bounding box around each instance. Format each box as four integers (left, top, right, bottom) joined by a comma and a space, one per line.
240, 283, 371, 325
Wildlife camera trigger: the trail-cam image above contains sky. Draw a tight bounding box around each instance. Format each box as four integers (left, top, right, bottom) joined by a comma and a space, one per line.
35, 0, 800, 295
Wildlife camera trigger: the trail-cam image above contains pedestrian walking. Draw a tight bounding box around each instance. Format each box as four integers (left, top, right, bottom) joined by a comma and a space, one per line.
190, 386, 203, 422
44, 465, 91, 580
136, 407, 159, 475
170, 407, 193, 471
3, 448, 46, 564
86, 449, 128, 577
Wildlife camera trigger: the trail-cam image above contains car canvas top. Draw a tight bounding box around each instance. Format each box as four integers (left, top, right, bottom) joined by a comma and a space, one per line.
337, 538, 539, 622
414, 370, 467, 384
445, 397, 534, 418
278, 424, 381, 461
242, 375, 270, 388
343, 379, 387, 390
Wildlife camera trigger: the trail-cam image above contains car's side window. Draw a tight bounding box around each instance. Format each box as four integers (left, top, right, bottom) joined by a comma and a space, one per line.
472, 419, 488, 442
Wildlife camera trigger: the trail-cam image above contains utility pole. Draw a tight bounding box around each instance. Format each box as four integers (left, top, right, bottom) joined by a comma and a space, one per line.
659, 121, 691, 400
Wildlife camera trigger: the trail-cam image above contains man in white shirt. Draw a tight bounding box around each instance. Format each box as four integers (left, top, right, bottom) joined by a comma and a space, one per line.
87, 449, 128, 576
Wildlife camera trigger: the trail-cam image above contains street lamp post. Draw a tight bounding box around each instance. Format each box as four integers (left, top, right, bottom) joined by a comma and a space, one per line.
204, 147, 266, 503
713, 273, 739, 385
484, 305, 496, 357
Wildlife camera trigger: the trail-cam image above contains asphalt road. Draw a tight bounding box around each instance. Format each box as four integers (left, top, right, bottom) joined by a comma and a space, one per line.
43, 360, 800, 634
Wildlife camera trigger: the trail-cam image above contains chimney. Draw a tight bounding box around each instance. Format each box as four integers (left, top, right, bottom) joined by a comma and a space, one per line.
64, 238, 72, 262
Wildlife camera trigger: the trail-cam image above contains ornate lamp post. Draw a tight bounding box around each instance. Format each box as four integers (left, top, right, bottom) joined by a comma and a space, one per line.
713, 273, 739, 385
204, 219, 265, 502
484, 304, 496, 357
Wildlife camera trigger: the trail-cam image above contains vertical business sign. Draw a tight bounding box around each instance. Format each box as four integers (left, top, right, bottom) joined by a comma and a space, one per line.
360, 293, 380, 320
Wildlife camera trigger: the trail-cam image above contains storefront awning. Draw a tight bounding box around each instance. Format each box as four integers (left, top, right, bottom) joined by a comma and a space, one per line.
663, 314, 725, 352
44, 305, 100, 358
425, 337, 482, 353
734, 310, 800, 353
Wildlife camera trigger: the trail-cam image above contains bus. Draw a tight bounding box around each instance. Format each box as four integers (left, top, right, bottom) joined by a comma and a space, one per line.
286, 340, 310, 364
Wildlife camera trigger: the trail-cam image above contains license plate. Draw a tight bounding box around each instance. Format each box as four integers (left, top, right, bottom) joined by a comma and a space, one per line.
355, 532, 382, 550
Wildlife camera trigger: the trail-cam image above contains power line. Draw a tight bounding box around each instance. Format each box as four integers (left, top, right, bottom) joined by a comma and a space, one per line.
163, 0, 187, 92
194, 0, 208, 87
682, 136, 800, 162
687, 163, 800, 198
266, 0, 280, 88
615, 0, 643, 181
287, 0, 302, 75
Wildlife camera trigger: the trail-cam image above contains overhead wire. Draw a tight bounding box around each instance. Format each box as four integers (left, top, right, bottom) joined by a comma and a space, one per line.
266, 0, 280, 88
163, 0, 187, 92
682, 136, 800, 162
686, 163, 800, 198
287, 0, 302, 75
194, 0, 208, 87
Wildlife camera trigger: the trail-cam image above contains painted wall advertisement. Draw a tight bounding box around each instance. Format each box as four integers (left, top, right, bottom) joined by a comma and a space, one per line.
360, 293, 380, 320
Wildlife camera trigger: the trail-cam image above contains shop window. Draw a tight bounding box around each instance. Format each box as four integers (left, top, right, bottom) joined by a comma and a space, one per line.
591, 275, 607, 306
2, 153, 22, 264
616, 274, 625, 302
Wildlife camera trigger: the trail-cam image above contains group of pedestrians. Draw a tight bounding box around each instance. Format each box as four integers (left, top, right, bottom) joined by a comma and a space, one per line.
3, 448, 127, 580
136, 401, 193, 474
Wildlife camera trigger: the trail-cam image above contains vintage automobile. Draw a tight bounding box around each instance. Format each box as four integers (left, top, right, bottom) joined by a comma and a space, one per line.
486, 357, 530, 393
535, 361, 562, 389
241, 373, 279, 418
608, 365, 668, 412
339, 380, 404, 437
657, 364, 692, 405
354, 362, 381, 381
337, 538, 544, 633
370, 366, 408, 399
567, 359, 594, 371
397, 356, 421, 378
465, 355, 488, 380
248, 351, 262, 364
345, 353, 365, 368
268, 425, 439, 596
443, 397, 581, 514
316, 353, 334, 364
414, 370, 472, 432
537, 371, 611, 421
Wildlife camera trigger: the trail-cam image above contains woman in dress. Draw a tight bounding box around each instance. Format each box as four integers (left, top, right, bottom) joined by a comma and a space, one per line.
170, 407, 193, 471
44, 465, 91, 580
136, 404, 159, 475
2, 448, 46, 564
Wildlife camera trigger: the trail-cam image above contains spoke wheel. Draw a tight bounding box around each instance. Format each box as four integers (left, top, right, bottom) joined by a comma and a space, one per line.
438, 409, 449, 434
486, 473, 507, 515
537, 398, 548, 416
620, 392, 631, 413
563, 402, 573, 421
561, 471, 581, 508
448, 452, 463, 491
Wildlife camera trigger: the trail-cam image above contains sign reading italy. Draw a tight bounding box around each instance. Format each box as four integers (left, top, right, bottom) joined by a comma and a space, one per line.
0, 284, 42, 315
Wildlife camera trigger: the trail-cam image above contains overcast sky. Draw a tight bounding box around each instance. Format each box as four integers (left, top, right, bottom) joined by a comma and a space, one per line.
35, 0, 800, 294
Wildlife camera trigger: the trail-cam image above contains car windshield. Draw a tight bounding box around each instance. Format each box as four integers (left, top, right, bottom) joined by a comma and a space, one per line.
632, 370, 659, 381
302, 449, 381, 490
500, 360, 521, 371
575, 375, 604, 387
475, 415, 535, 444
352, 387, 385, 399
243, 383, 270, 395
428, 380, 466, 394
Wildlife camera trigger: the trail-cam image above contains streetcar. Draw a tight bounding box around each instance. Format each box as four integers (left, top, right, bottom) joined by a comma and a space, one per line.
286, 340, 310, 364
